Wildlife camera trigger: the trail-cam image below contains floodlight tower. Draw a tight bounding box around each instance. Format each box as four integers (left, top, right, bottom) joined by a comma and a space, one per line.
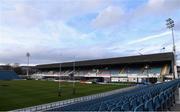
26, 52, 30, 78
166, 18, 178, 79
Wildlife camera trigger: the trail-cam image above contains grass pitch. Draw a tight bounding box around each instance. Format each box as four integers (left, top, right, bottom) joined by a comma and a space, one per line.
0, 80, 129, 110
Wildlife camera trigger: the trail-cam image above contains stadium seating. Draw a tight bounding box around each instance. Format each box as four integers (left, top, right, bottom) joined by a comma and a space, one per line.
48, 79, 180, 111
145, 98, 154, 111
33, 65, 167, 84
153, 95, 161, 110
134, 103, 144, 111
0, 70, 19, 80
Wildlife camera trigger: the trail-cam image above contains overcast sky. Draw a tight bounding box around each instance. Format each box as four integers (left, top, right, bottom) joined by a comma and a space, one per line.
0, 0, 180, 65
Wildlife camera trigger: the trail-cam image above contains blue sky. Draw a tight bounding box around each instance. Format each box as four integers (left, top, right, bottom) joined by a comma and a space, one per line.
0, 0, 180, 65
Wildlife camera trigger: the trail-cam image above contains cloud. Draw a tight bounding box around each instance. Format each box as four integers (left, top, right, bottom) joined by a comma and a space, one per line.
128, 31, 171, 45
39, 0, 107, 21
0, 0, 108, 27
0, 45, 115, 65
132, 0, 180, 19
91, 0, 180, 30
175, 21, 180, 31
109, 32, 171, 51
0, 3, 44, 27
0, 0, 179, 66
91, 6, 125, 28
0, 20, 102, 64
107, 31, 180, 62
146, 0, 180, 13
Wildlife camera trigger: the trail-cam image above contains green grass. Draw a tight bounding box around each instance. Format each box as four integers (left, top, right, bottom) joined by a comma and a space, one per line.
0, 80, 129, 111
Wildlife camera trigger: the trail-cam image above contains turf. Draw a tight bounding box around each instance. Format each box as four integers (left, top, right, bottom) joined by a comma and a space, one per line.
0, 80, 129, 111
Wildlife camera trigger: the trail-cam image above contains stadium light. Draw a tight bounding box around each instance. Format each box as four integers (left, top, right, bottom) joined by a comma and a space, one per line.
166, 18, 178, 79
166, 18, 175, 52
26, 52, 30, 78
73, 56, 76, 95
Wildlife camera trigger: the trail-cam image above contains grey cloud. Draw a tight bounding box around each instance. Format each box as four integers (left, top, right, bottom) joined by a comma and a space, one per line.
0, 45, 119, 65
91, 6, 125, 28
135, 0, 180, 16
175, 21, 180, 31
0, 0, 108, 28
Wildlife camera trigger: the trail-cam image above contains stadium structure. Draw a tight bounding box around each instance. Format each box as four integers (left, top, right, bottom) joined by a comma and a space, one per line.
1, 52, 179, 111
0, 70, 19, 80
33, 52, 176, 83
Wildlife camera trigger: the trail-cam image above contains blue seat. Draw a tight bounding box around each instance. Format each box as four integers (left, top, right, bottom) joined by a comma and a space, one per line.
88, 103, 101, 111
116, 101, 123, 107
143, 95, 149, 102
134, 103, 144, 111
163, 91, 170, 110
171, 90, 176, 104
130, 99, 138, 110
159, 92, 166, 110
170, 92, 175, 106
111, 106, 121, 111
107, 105, 116, 111
166, 89, 173, 108
145, 98, 154, 111
98, 103, 109, 111
153, 95, 160, 111
121, 102, 130, 111
137, 96, 143, 104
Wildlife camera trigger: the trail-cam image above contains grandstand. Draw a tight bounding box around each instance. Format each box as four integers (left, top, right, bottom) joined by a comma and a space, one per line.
33, 52, 175, 83
0, 70, 19, 80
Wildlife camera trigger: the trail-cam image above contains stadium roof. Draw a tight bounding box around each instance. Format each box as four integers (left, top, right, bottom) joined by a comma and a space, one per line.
36, 52, 174, 69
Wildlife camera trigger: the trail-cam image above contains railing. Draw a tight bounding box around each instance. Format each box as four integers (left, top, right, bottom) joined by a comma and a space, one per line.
13, 86, 137, 111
